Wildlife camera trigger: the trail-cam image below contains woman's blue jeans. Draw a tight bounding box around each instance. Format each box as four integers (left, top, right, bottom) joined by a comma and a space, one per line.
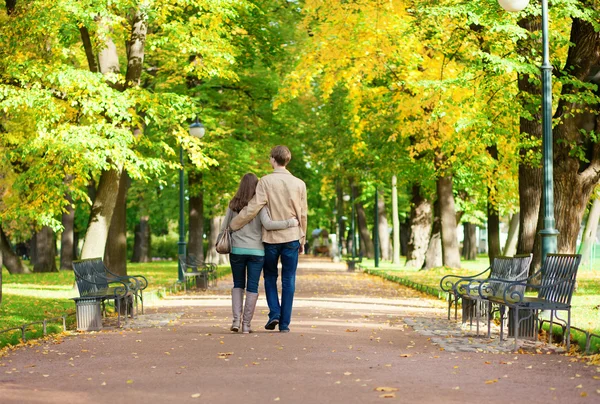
263, 241, 300, 330
229, 254, 264, 293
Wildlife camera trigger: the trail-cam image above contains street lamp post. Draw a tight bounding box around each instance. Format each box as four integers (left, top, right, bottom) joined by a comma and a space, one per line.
499, 0, 558, 267
178, 118, 206, 282
374, 188, 379, 268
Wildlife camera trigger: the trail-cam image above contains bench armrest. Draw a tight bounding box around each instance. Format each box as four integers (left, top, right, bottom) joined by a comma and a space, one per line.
500, 277, 574, 304
103, 264, 148, 290
74, 274, 130, 298
440, 266, 491, 292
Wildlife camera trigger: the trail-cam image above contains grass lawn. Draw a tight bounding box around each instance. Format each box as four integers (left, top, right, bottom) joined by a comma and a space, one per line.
0, 261, 229, 349
360, 256, 600, 353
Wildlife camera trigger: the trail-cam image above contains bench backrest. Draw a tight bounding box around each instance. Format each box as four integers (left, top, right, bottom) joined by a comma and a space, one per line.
487, 254, 532, 297
72, 258, 109, 296
539, 254, 581, 305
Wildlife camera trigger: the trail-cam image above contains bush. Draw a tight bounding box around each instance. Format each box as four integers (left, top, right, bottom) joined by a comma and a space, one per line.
151, 233, 180, 259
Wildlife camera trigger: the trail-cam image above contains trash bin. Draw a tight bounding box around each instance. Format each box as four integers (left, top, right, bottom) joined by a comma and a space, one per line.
73, 298, 103, 331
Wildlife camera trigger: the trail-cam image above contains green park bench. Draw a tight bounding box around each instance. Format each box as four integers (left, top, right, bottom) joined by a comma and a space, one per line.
178, 255, 217, 291
72, 258, 148, 329
475, 253, 582, 350
441, 254, 532, 337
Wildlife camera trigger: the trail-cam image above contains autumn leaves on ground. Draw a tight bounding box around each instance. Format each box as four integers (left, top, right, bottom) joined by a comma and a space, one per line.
1, 262, 599, 404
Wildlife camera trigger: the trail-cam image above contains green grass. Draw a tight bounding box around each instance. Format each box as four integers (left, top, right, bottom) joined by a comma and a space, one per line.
360, 257, 600, 353
0, 261, 229, 349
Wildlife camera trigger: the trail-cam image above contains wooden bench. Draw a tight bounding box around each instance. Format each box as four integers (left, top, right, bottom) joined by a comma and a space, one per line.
478, 253, 581, 350
440, 254, 532, 333
179, 255, 217, 291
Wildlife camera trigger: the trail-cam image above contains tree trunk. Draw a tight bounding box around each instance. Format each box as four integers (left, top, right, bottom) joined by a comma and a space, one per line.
487, 198, 501, 266
552, 18, 600, 255
131, 216, 151, 263
579, 199, 600, 267
352, 183, 374, 258
516, 16, 543, 259
336, 180, 345, 256
377, 188, 390, 261
80, 167, 123, 260
422, 199, 442, 270
188, 170, 205, 262
0, 246, 3, 305
503, 213, 520, 256
5, 0, 16, 15
462, 223, 477, 260
437, 175, 461, 268
0, 226, 29, 274
33, 226, 57, 273
60, 193, 75, 270
405, 184, 432, 268
207, 216, 229, 265
400, 222, 410, 257
103, 171, 130, 276
391, 175, 401, 264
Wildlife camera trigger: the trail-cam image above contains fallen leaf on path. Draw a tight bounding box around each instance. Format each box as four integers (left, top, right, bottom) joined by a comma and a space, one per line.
399, 354, 412, 358
126, 380, 133, 384
379, 393, 396, 398
576, 384, 583, 388
581, 392, 588, 397
374, 387, 399, 392
344, 372, 352, 376
453, 387, 460, 390
485, 379, 498, 384
346, 329, 358, 332
274, 398, 280, 401
191, 393, 201, 398
218, 352, 234, 359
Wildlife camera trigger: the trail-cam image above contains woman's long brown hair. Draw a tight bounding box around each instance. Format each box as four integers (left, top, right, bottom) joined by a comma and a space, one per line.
229, 173, 259, 213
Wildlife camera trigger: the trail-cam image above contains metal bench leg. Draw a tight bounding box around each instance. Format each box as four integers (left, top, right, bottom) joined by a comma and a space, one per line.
549, 310, 554, 345
455, 295, 459, 321
140, 291, 144, 315
487, 302, 492, 339
499, 305, 505, 341
565, 310, 571, 351
475, 301, 480, 336
447, 293, 452, 320
513, 308, 519, 351
116, 298, 121, 328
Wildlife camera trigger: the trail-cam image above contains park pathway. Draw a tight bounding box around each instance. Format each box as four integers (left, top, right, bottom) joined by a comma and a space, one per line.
0, 257, 598, 403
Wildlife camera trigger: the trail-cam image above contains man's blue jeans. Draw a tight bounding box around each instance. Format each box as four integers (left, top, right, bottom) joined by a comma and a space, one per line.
263, 240, 300, 330
230, 254, 264, 293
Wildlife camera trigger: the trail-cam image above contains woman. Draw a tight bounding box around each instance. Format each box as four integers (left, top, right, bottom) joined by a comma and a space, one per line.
220, 173, 299, 333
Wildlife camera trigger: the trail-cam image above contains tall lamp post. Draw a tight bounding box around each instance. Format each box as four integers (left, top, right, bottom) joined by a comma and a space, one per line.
178, 118, 206, 282
499, 0, 558, 266
374, 188, 380, 268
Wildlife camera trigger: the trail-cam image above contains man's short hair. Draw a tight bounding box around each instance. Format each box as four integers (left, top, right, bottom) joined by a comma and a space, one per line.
270, 145, 292, 166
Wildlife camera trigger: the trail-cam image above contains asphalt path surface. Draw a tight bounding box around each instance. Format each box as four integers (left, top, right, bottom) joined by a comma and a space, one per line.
1, 257, 598, 403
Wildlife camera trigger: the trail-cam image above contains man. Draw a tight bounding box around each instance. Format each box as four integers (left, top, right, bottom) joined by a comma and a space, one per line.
229, 145, 308, 333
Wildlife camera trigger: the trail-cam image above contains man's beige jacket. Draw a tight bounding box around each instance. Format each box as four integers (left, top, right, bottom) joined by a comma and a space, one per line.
229, 167, 307, 245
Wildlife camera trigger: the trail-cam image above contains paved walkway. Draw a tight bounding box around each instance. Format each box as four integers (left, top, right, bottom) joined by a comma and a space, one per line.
0, 258, 598, 403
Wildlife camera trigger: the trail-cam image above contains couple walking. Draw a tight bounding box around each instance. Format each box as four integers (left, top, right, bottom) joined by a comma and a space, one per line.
220, 145, 308, 333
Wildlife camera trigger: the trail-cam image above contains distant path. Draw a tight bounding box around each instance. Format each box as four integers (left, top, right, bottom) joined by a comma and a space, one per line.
0, 257, 597, 403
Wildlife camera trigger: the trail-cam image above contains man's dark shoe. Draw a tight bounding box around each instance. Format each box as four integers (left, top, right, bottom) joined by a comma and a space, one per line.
265, 318, 279, 330
279, 328, 290, 333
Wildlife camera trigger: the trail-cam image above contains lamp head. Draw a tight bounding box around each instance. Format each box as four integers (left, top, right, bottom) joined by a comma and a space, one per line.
189, 119, 205, 139
498, 0, 530, 12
